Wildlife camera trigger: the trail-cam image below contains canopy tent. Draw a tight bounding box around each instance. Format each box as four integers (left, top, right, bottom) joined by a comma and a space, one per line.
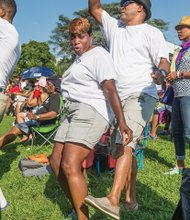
21, 67, 55, 80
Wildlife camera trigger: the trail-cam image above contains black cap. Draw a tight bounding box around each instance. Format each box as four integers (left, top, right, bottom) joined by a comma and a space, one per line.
47, 75, 61, 93
120, 0, 151, 21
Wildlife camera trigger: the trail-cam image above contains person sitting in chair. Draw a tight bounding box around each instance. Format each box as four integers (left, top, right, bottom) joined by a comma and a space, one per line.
0, 75, 61, 148
16, 76, 53, 143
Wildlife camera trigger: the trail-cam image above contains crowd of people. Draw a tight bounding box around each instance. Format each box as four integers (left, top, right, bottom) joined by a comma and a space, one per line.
1, 0, 190, 219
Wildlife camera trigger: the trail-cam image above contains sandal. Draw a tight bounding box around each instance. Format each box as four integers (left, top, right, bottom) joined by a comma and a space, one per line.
149, 134, 159, 140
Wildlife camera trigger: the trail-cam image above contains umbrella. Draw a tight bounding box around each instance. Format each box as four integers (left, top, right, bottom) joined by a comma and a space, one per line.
21, 67, 55, 80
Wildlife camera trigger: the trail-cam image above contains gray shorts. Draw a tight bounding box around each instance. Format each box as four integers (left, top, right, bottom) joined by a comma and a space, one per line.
0, 93, 9, 122
111, 93, 157, 154
54, 100, 109, 149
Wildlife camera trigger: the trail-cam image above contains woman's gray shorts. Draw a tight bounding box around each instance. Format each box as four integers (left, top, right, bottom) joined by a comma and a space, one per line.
54, 100, 109, 149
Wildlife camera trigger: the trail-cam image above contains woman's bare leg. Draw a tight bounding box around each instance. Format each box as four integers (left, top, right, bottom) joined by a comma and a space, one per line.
61, 143, 91, 220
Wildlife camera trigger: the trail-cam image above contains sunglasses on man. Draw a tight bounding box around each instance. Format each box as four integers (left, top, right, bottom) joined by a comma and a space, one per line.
120, 0, 135, 7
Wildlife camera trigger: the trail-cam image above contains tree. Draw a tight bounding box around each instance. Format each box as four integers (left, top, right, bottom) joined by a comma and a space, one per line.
14, 40, 58, 76
49, 3, 169, 73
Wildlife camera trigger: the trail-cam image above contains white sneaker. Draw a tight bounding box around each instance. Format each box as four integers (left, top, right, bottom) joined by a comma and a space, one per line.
164, 166, 183, 175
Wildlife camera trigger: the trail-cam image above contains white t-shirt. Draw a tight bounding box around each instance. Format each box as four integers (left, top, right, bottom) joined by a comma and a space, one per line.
101, 11, 169, 100
61, 46, 116, 123
0, 18, 21, 88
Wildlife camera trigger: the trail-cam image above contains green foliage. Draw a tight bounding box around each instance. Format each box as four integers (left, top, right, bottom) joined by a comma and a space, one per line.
147, 18, 169, 31
14, 41, 58, 76
1, 117, 189, 220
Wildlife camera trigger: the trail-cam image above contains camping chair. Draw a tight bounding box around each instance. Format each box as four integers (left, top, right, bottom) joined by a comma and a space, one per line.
31, 96, 64, 147
135, 122, 150, 170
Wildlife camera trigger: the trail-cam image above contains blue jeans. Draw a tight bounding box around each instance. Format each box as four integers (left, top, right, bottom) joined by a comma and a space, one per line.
172, 96, 190, 160
16, 120, 39, 135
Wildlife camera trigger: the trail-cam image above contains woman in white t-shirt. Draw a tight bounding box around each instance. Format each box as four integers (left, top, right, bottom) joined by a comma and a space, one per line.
50, 18, 133, 220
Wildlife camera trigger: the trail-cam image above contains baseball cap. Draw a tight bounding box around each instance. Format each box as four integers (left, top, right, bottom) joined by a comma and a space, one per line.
35, 76, 47, 87
47, 75, 61, 93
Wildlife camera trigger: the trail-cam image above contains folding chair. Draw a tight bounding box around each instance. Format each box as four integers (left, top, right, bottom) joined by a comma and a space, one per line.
31, 96, 64, 147
135, 122, 150, 170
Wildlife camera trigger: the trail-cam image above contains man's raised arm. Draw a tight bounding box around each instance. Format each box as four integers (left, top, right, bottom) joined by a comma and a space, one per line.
88, 0, 103, 25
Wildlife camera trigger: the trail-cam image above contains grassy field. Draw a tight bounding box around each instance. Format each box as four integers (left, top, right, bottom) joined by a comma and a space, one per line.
0, 116, 189, 220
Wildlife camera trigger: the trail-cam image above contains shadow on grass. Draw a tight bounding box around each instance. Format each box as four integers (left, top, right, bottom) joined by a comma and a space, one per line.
144, 147, 174, 168
43, 166, 177, 220
120, 181, 176, 220
0, 143, 20, 179
44, 174, 72, 218
86, 171, 176, 220
0, 143, 20, 220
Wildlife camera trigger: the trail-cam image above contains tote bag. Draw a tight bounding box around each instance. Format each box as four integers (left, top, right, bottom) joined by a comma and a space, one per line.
160, 85, 174, 106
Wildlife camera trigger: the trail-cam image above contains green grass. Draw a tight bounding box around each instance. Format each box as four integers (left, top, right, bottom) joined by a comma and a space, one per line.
1, 116, 189, 220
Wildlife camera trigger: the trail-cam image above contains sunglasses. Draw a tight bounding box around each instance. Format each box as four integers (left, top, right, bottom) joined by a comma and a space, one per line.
120, 0, 135, 7
175, 25, 190, 31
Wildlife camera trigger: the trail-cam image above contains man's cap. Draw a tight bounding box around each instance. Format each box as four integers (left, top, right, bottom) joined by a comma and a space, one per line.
120, 0, 151, 21
175, 16, 190, 30
47, 75, 61, 93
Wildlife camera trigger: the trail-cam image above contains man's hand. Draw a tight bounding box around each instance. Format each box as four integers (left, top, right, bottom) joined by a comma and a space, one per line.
119, 123, 133, 146
151, 70, 165, 85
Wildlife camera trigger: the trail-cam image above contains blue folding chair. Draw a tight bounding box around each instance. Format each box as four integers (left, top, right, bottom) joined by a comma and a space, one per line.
136, 122, 150, 170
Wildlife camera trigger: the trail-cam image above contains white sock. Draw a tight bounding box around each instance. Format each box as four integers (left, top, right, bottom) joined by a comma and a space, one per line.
0, 188, 8, 209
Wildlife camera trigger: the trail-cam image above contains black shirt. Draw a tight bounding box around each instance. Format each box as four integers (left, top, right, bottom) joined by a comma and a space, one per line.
36, 93, 61, 126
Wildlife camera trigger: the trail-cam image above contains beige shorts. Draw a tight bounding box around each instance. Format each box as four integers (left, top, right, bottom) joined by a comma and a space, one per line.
54, 100, 109, 149
0, 93, 9, 122
111, 93, 157, 156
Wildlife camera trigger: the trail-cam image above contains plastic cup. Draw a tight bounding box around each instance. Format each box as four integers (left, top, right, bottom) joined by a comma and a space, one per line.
33, 89, 41, 98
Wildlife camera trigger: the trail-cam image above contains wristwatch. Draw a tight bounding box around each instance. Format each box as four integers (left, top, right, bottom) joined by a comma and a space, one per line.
36, 115, 40, 120
158, 69, 167, 77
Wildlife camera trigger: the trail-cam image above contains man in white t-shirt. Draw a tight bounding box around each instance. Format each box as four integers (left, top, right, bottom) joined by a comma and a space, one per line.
0, 0, 21, 212
0, 0, 21, 122
85, 0, 170, 219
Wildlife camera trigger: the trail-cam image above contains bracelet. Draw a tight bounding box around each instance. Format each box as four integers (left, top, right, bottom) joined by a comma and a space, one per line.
180, 72, 185, 79
159, 69, 167, 77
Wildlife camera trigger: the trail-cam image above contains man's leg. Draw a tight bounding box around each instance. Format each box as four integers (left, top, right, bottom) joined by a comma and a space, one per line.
0, 93, 9, 121
85, 94, 156, 217
16, 113, 29, 142
16, 112, 25, 123
109, 93, 156, 208
0, 125, 22, 148
149, 112, 159, 137
4, 97, 12, 116
107, 144, 133, 206
124, 156, 138, 209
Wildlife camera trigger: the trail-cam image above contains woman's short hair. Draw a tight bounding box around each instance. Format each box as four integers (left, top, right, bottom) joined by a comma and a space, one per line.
69, 18, 92, 35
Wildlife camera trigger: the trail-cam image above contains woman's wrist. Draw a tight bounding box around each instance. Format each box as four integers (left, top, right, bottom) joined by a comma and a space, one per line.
177, 71, 185, 79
